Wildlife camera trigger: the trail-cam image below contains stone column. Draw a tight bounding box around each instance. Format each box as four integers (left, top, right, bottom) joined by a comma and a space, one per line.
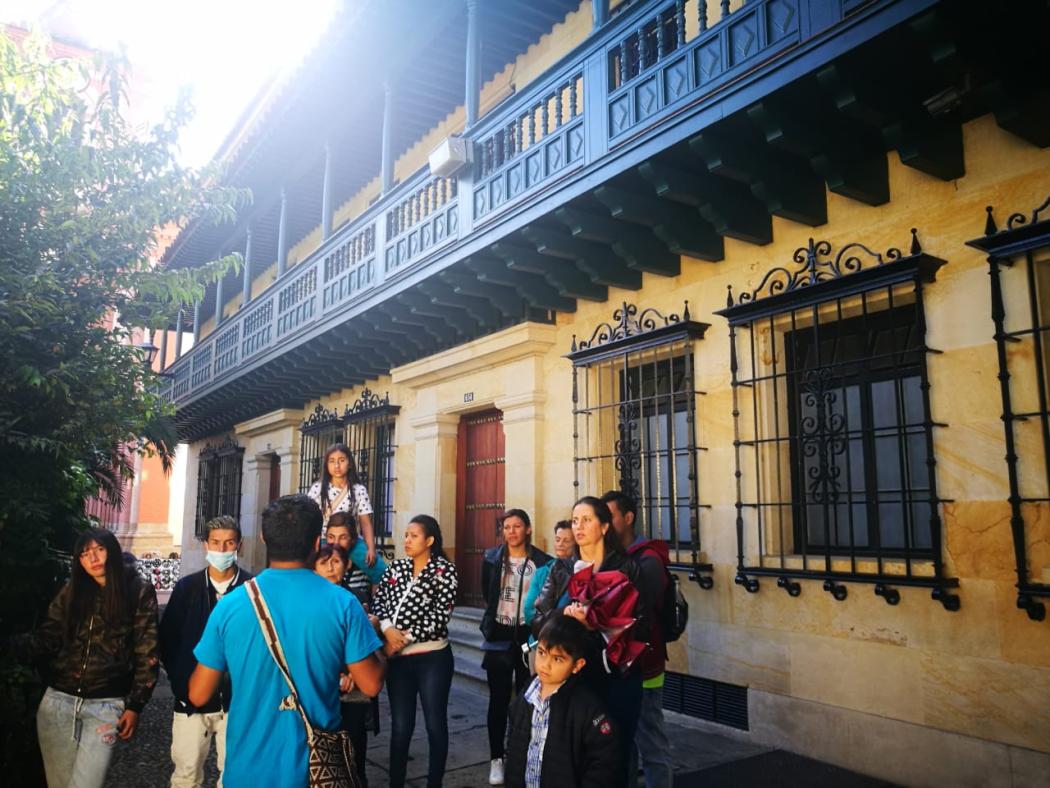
274, 445, 300, 496
166, 443, 188, 549
410, 413, 460, 555
180, 442, 205, 576
495, 388, 547, 543
240, 453, 274, 574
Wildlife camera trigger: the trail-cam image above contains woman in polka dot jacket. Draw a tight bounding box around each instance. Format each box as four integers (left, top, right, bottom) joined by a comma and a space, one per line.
372, 514, 458, 788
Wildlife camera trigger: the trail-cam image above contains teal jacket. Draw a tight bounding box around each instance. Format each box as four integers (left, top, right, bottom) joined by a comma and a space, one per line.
348, 539, 387, 584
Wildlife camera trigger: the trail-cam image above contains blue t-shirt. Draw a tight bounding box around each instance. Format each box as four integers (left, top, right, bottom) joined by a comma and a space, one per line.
194, 568, 382, 788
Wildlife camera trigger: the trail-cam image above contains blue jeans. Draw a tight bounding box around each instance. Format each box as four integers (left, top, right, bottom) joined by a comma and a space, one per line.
36, 687, 124, 788
386, 646, 454, 788
627, 684, 673, 788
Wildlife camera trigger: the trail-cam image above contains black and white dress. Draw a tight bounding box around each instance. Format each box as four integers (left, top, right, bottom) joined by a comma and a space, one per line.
307, 481, 373, 529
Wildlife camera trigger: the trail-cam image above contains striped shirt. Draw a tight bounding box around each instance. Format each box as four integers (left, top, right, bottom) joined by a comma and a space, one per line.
523, 676, 557, 788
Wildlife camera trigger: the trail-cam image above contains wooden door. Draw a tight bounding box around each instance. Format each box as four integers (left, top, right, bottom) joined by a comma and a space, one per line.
455, 409, 505, 606
267, 453, 282, 503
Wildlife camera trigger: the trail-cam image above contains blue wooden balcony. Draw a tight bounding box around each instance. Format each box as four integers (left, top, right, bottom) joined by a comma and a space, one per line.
164, 0, 1050, 440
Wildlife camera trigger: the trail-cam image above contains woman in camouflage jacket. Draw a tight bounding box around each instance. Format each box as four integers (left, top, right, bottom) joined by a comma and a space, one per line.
24, 528, 159, 788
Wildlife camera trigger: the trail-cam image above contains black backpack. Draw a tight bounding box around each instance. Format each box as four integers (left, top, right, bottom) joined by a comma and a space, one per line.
636, 542, 688, 643
661, 570, 688, 643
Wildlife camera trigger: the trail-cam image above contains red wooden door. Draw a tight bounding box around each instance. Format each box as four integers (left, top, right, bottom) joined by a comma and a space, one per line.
455, 409, 505, 606
267, 453, 282, 503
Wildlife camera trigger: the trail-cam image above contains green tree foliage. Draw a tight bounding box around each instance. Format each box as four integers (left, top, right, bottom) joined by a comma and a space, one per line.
0, 32, 247, 781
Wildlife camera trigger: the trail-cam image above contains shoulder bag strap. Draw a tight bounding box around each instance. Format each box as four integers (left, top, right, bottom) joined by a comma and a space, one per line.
245, 579, 316, 743
321, 486, 352, 528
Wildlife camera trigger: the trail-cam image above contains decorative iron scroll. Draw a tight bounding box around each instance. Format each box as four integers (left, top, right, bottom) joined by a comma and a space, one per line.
301, 390, 397, 434
301, 403, 343, 432
571, 301, 689, 353
199, 435, 241, 460
344, 388, 393, 419
726, 231, 922, 308
983, 195, 1050, 235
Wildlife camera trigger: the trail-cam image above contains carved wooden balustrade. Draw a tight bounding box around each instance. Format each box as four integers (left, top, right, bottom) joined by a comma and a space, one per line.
163, 0, 925, 406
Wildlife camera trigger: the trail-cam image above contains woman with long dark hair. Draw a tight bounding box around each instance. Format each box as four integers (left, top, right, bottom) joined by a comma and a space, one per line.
531, 496, 649, 783
26, 528, 159, 788
307, 442, 378, 566
479, 509, 551, 785
371, 515, 458, 788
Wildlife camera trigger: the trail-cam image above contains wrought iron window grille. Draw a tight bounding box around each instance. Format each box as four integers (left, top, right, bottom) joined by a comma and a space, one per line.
568, 301, 713, 589
298, 388, 400, 555
717, 232, 960, 611
968, 197, 1050, 622
195, 436, 245, 540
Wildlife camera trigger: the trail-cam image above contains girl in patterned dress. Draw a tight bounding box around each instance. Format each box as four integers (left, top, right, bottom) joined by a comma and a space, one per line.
307, 442, 378, 567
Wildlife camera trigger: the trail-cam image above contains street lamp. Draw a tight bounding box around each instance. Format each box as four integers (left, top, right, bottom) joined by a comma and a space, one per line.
136, 340, 174, 379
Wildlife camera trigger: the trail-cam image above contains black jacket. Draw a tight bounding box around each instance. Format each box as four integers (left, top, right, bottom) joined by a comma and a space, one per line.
505, 676, 624, 788
23, 571, 159, 713
159, 566, 251, 713
480, 543, 552, 645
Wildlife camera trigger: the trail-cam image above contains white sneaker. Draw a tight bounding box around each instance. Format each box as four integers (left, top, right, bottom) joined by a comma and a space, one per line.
488, 757, 505, 785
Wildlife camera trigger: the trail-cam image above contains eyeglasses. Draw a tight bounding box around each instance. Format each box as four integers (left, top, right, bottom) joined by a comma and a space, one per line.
79, 546, 107, 561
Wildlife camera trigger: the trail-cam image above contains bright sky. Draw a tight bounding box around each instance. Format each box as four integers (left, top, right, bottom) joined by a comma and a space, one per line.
2, 0, 341, 167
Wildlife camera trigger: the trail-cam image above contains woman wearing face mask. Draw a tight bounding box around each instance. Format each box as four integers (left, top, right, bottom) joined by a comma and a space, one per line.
307, 442, 378, 567
21, 528, 159, 788
479, 509, 551, 785
371, 515, 458, 788
159, 516, 252, 788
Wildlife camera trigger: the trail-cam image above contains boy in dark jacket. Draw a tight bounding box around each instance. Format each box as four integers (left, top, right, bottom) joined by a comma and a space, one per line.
159, 515, 252, 788
505, 617, 624, 788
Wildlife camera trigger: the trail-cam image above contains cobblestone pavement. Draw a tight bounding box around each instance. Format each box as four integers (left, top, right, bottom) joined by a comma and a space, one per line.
105, 672, 892, 787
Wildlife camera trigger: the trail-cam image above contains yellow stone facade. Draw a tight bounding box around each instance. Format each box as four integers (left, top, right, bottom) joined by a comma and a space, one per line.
180, 113, 1050, 785
175, 2, 1050, 781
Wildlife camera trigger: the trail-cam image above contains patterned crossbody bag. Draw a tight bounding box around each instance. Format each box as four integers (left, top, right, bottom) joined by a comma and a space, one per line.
246, 579, 362, 788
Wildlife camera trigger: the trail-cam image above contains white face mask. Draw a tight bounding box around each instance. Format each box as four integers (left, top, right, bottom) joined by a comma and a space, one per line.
205, 550, 237, 571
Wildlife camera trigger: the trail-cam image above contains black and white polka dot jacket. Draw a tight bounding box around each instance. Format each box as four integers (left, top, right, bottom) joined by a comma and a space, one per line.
372, 555, 458, 646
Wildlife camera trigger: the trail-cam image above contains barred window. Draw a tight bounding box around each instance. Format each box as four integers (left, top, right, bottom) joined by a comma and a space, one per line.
718, 233, 959, 610
569, 302, 712, 584
298, 389, 399, 550
971, 198, 1050, 622
787, 306, 931, 555
195, 437, 244, 540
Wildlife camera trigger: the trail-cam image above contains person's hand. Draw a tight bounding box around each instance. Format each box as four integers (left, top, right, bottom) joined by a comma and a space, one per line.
339, 673, 355, 693
365, 546, 377, 567
383, 627, 408, 654
116, 709, 139, 741
563, 602, 592, 628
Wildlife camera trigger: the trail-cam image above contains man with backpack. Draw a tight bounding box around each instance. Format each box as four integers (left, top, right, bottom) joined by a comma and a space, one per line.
601, 491, 676, 788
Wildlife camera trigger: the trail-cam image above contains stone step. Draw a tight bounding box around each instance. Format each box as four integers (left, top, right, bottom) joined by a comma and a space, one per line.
449, 606, 487, 693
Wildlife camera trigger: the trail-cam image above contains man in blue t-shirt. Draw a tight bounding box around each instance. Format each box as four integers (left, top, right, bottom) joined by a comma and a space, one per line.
189, 495, 384, 788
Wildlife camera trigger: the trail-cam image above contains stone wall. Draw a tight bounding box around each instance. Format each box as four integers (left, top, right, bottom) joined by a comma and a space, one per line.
178, 113, 1050, 784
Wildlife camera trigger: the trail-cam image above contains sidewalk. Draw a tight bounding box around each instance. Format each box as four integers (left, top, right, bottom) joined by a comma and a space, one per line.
105, 674, 895, 787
